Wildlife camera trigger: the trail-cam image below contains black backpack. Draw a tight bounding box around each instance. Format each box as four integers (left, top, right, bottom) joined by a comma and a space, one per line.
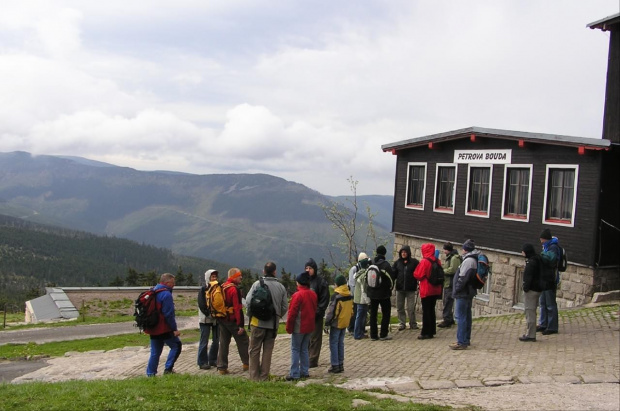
134, 288, 165, 331
248, 277, 275, 322
426, 258, 445, 286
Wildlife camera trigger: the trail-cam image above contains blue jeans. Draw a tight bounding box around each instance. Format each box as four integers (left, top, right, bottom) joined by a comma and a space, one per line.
538, 289, 558, 332
354, 304, 368, 339
329, 327, 345, 366
289, 333, 311, 379
197, 322, 219, 367
454, 298, 473, 346
147, 332, 182, 376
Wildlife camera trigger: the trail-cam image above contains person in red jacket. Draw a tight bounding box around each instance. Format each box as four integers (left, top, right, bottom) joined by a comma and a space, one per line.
145, 273, 182, 376
413, 243, 443, 339
285, 271, 318, 381
216, 268, 249, 375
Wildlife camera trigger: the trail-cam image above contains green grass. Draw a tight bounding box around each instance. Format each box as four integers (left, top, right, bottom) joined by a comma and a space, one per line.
0, 373, 450, 411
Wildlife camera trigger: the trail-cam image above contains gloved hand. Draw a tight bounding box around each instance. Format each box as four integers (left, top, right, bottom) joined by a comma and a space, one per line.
323, 326, 330, 335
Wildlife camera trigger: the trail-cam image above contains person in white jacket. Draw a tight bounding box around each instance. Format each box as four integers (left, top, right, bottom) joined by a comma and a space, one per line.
197, 269, 220, 370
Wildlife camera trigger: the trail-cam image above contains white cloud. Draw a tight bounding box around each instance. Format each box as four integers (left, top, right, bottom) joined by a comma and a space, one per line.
0, 0, 616, 195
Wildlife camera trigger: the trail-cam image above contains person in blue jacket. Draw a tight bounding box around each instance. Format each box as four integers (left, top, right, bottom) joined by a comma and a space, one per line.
145, 273, 182, 376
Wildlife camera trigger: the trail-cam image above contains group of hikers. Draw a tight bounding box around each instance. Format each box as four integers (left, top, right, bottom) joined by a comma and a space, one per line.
142, 228, 564, 379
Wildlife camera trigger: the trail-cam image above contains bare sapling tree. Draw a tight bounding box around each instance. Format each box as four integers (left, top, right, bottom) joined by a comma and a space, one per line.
321, 176, 388, 274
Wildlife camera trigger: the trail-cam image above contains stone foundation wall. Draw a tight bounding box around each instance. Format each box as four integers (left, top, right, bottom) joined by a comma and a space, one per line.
393, 235, 600, 318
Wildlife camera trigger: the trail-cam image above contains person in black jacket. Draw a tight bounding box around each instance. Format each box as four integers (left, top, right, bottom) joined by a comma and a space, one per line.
368, 245, 396, 341
306, 258, 330, 368
520, 243, 543, 342
392, 245, 419, 331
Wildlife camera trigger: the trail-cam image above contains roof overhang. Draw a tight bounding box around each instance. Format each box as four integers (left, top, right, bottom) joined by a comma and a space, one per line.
587, 13, 620, 32
381, 126, 611, 154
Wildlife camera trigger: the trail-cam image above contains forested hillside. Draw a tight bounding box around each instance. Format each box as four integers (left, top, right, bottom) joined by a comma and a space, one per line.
0, 215, 227, 309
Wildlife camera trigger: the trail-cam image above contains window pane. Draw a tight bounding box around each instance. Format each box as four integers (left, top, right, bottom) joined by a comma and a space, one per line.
505, 168, 530, 217
407, 165, 425, 206
546, 169, 575, 221
468, 167, 490, 212
436, 166, 455, 208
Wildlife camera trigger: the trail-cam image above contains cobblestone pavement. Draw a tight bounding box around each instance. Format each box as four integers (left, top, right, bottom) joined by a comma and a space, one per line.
10, 304, 620, 410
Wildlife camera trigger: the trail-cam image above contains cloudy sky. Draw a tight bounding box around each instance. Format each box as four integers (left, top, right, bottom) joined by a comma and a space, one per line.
0, 1, 617, 195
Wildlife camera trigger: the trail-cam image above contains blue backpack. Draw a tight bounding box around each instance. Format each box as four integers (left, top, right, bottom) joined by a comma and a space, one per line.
467, 254, 490, 290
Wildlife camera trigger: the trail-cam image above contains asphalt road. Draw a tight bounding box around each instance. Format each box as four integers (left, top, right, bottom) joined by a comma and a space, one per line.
0, 316, 199, 346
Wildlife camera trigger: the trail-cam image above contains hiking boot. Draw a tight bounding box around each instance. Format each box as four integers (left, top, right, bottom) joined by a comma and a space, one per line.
449, 343, 467, 350
243, 364, 249, 371
542, 330, 558, 335
437, 322, 453, 328
536, 325, 546, 333
285, 375, 299, 381
410, 323, 419, 330
327, 365, 342, 373
199, 364, 211, 370
163, 368, 175, 375
398, 324, 406, 331
218, 369, 229, 375
519, 335, 536, 342
417, 334, 433, 340
380, 335, 393, 341
339, 364, 344, 373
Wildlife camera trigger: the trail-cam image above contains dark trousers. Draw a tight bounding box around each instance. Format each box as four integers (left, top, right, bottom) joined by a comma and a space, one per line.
421, 296, 439, 337
441, 287, 455, 324
347, 303, 358, 333
369, 298, 391, 339
309, 317, 323, 366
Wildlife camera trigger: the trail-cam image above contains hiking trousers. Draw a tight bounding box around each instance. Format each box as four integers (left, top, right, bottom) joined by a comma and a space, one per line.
309, 317, 324, 367
249, 326, 277, 381
216, 320, 249, 371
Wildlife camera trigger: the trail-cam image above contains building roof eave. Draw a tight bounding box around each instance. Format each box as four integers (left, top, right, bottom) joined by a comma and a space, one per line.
381, 126, 611, 152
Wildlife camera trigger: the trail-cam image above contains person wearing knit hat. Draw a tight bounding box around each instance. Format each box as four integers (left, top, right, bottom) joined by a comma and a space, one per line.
324, 273, 353, 373
450, 240, 480, 350
392, 245, 420, 331
462, 239, 476, 252
348, 252, 371, 339
216, 268, 250, 374
285, 271, 318, 380
305, 258, 330, 368
197, 269, 220, 370
368, 245, 396, 341
537, 228, 561, 336
520, 244, 543, 342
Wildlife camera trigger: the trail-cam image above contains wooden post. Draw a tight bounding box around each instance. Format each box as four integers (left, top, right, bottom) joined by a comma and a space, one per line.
82, 299, 86, 322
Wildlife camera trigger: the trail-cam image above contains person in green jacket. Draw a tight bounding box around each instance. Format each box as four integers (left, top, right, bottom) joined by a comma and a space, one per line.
438, 242, 462, 328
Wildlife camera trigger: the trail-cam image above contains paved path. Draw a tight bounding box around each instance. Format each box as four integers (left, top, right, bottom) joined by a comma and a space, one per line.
6, 304, 620, 410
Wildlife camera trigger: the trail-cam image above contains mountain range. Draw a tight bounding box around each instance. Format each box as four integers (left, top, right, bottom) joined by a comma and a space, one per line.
0, 151, 393, 273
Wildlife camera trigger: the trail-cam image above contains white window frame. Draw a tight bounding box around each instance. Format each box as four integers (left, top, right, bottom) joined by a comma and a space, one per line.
542, 164, 579, 228
501, 164, 533, 222
404, 162, 427, 210
465, 164, 493, 218
433, 163, 457, 214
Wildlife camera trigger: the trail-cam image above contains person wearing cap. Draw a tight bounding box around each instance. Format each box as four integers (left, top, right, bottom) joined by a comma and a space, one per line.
216, 268, 250, 374
368, 245, 396, 341
305, 258, 330, 368
537, 228, 560, 335
413, 243, 443, 339
347, 252, 370, 335
245, 261, 289, 381
392, 245, 420, 331
520, 244, 543, 342
324, 274, 354, 373
285, 271, 318, 381
438, 242, 462, 328
196, 269, 220, 370
450, 239, 480, 350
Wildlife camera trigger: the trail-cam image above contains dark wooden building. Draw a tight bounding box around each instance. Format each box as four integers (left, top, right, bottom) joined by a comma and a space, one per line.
381, 127, 618, 315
